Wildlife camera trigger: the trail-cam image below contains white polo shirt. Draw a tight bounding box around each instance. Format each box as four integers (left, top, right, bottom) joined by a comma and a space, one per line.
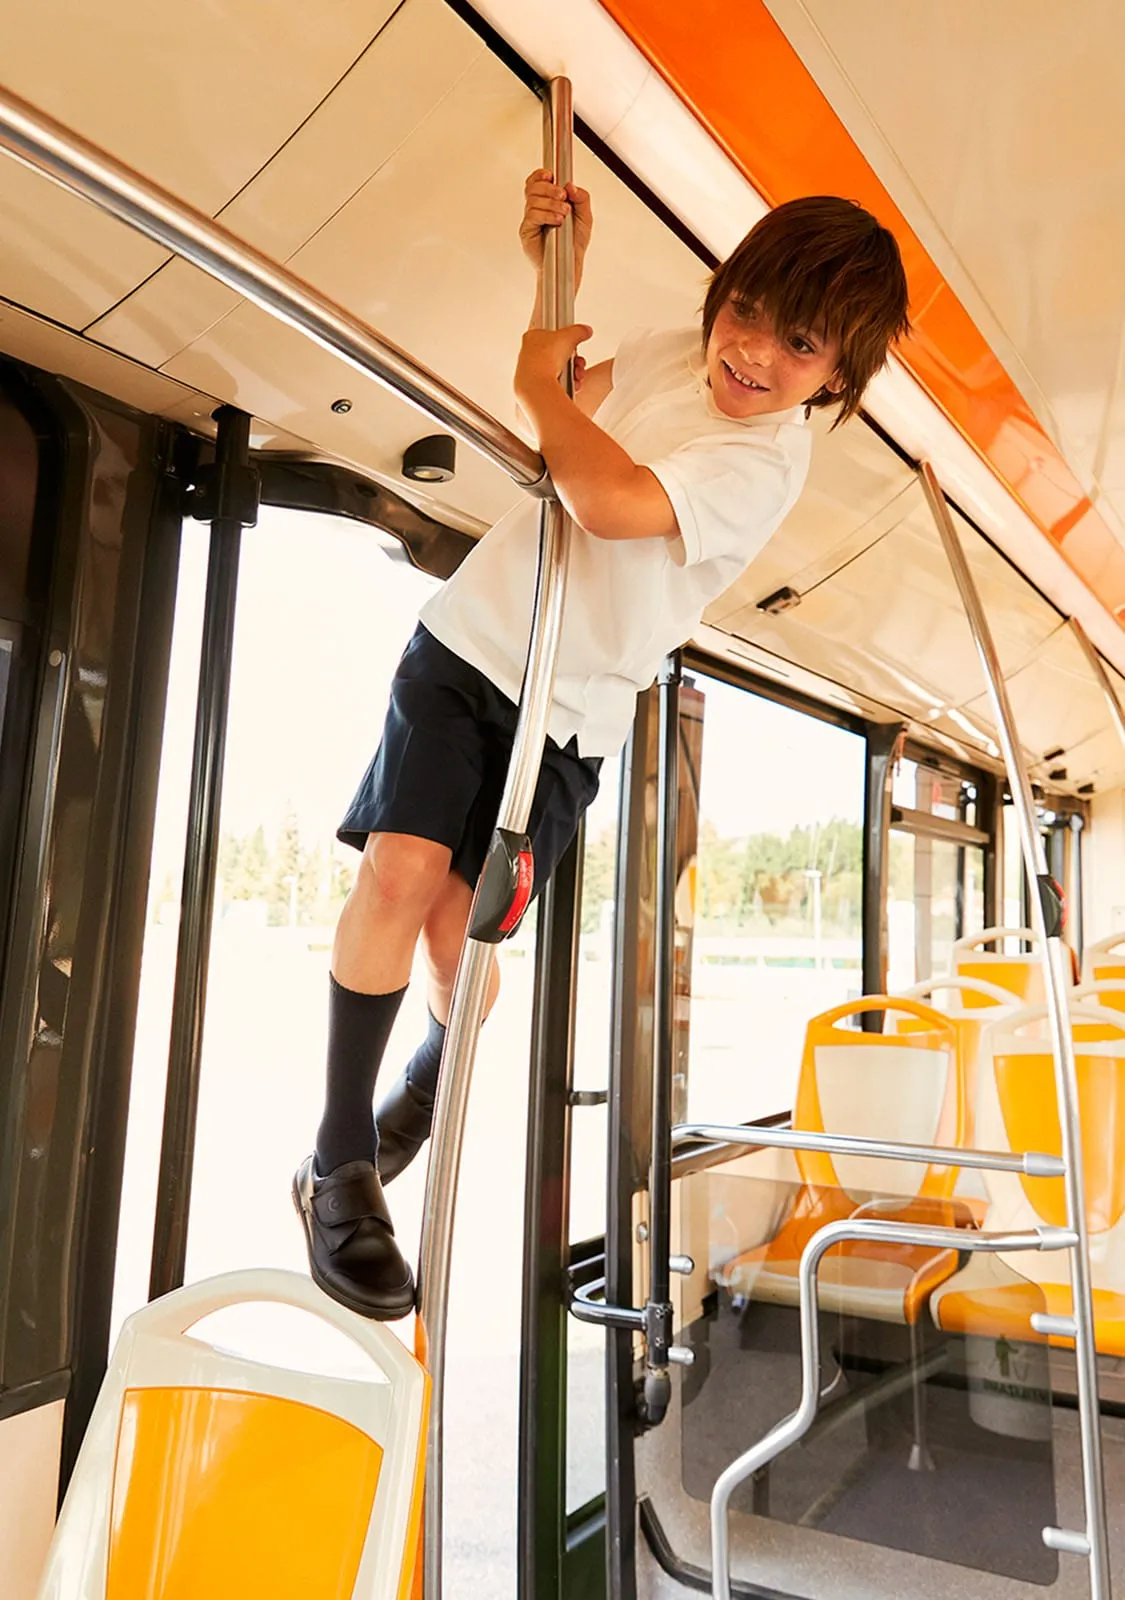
419, 326, 811, 757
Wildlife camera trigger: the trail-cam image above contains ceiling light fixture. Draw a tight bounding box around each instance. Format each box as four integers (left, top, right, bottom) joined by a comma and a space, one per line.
402, 434, 456, 484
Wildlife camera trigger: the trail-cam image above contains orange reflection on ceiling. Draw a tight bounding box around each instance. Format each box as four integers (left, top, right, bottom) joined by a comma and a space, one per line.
600, 0, 1125, 622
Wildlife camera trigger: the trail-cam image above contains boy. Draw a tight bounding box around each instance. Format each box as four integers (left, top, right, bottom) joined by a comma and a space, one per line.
294, 171, 909, 1319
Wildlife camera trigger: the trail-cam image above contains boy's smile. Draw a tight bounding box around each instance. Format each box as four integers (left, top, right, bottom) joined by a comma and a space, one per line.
706, 297, 843, 420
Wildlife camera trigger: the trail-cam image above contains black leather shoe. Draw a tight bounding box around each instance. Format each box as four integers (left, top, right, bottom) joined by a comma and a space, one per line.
376, 1074, 435, 1185
292, 1155, 415, 1320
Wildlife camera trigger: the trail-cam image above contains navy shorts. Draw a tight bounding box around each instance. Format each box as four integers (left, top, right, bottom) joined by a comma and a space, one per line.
338, 624, 602, 897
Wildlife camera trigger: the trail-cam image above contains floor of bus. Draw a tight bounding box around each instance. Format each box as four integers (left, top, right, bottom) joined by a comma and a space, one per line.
636, 1306, 1125, 1599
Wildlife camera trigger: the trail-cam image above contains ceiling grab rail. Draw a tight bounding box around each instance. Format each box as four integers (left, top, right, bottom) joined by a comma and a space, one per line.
918, 461, 1110, 1598
415, 77, 576, 1600
1069, 615, 1125, 754
0, 81, 547, 490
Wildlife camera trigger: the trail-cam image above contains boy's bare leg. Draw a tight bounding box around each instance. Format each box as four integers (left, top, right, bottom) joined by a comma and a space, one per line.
296, 830, 459, 1320
332, 831, 453, 992
421, 869, 501, 1024
375, 870, 501, 1184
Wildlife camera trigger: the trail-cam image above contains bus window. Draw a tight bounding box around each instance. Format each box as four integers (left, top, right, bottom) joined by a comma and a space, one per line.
887, 760, 986, 986
112, 504, 532, 1598
565, 759, 621, 1517
685, 675, 865, 1123
110, 517, 210, 1343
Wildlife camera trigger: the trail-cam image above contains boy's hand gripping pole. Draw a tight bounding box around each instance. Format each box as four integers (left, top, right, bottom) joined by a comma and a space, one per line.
416, 78, 576, 1598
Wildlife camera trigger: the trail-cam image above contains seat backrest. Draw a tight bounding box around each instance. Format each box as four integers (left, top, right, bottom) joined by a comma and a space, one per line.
1072, 978, 1125, 1019
1082, 933, 1125, 992
974, 1003, 1125, 1287
794, 996, 961, 1203
894, 977, 1017, 1149
37, 1269, 428, 1600
952, 927, 1045, 1008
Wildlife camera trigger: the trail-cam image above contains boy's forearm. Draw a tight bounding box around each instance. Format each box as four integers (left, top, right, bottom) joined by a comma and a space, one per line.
517, 377, 674, 542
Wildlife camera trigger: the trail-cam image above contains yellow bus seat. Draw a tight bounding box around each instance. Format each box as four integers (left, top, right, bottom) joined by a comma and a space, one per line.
720, 996, 970, 1326
952, 927, 1045, 1008
1071, 979, 1125, 1028
1081, 934, 1125, 1001
894, 976, 1017, 1157
36, 1269, 428, 1600
931, 1003, 1125, 1353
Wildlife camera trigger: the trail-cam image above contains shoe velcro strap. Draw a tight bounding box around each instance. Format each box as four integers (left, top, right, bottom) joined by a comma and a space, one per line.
313, 1169, 391, 1230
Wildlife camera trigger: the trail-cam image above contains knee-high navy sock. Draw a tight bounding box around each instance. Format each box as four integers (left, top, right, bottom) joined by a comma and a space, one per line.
315, 976, 406, 1174
402, 1009, 446, 1105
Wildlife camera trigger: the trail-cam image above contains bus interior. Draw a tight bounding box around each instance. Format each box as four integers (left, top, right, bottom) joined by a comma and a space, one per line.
3, 3, 1125, 1599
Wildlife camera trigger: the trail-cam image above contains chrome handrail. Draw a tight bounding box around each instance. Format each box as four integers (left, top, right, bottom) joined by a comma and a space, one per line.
0, 83, 547, 490
672, 1120, 1065, 1177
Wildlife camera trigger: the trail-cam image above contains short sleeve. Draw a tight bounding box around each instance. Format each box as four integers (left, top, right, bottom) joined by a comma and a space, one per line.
645, 430, 806, 569
609, 327, 655, 395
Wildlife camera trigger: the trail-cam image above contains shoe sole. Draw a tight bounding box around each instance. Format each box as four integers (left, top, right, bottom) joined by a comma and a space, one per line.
291, 1176, 417, 1322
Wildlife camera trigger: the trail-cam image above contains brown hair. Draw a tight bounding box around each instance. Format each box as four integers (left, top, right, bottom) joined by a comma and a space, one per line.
702, 196, 910, 424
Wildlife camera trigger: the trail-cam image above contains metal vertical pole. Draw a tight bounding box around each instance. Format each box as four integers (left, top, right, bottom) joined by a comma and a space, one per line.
919, 462, 1110, 1595
149, 408, 256, 1299
418, 78, 575, 1598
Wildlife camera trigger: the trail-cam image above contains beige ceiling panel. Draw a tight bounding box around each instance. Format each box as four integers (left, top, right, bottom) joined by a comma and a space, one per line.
0, 299, 212, 419
718, 504, 1059, 713
725, 608, 946, 720
960, 623, 1111, 770
158, 40, 706, 527
90, 0, 480, 368
0, 0, 400, 327
0, 163, 169, 332
1054, 724, 1125, 795
765, 1, 1125, 501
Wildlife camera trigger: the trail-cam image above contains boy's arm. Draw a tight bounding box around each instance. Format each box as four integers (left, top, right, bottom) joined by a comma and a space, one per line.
515, 326, 677, 542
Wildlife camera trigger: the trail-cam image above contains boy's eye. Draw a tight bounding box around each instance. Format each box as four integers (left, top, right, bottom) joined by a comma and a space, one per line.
789, 334, 815, 355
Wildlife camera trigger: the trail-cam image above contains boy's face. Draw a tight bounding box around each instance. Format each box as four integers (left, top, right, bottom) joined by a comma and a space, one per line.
705, 297, 843, 420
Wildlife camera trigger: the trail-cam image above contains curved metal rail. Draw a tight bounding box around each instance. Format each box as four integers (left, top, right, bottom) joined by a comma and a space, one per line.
0, 82, 546, 490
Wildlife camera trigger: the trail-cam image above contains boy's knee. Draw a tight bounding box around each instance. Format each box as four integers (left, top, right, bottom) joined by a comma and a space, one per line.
357, 833, 450, 916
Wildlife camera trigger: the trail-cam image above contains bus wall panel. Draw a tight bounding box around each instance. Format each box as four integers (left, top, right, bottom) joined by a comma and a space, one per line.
0, 1399, 64, 1600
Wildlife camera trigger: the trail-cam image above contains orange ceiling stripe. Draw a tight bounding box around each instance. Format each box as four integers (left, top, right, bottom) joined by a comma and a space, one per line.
600, 0, 1125, 622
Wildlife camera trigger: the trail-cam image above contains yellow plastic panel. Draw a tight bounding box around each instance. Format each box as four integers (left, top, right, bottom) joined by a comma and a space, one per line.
1093, 967, 1125, 1011
995, 1050, 1125, 1233
107, 1387, 382, 1600
957, 958, 1035, 1006
937, 1282, 1125, 1355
